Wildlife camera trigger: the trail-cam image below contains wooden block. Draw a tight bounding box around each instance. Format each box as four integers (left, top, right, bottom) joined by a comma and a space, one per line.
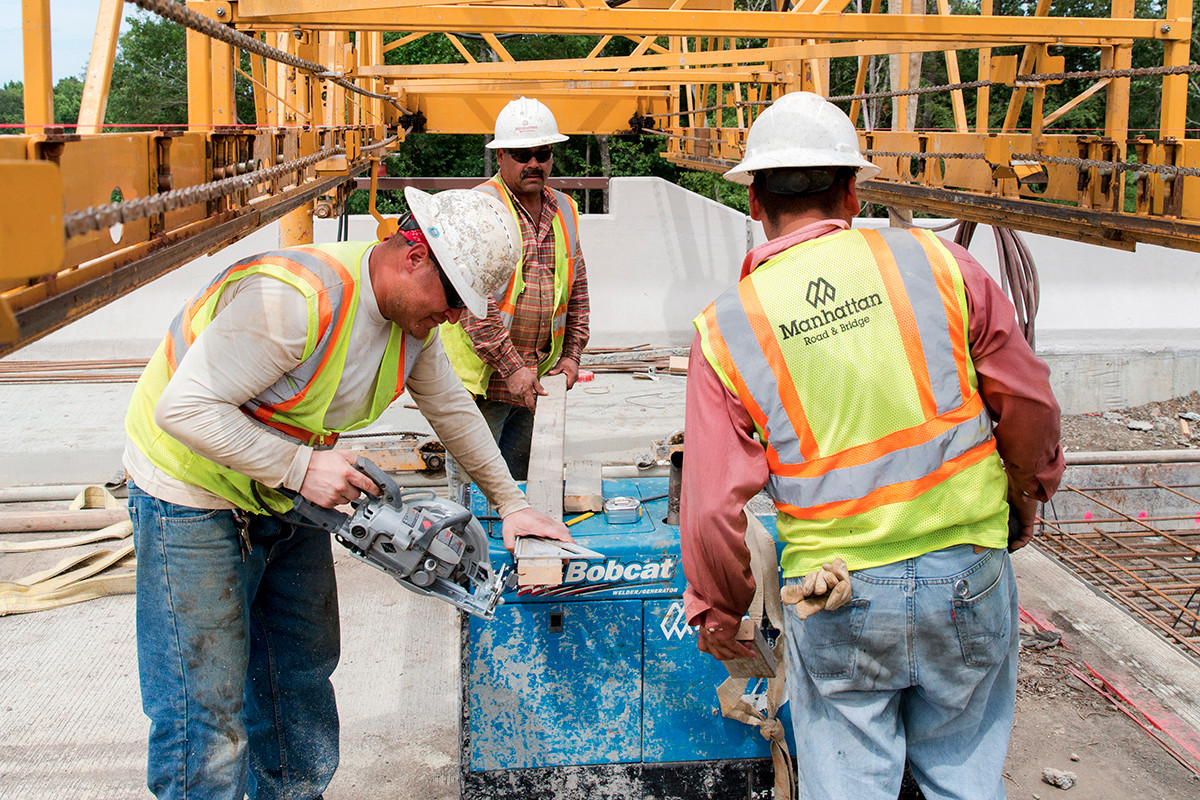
526, 373, 567, 521
516, 558, 563, 587
564, 459, 603, 513
667, 355, 688, 375
721, 619, 778, 679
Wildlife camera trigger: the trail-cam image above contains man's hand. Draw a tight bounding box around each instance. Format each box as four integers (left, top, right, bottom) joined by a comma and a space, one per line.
299, 450, 381, 508
547, 357, 581, 390
1007, 491, 1040, 551
500, 507, 574, 553
697, 625, 758, 661
503, 366, 546, 411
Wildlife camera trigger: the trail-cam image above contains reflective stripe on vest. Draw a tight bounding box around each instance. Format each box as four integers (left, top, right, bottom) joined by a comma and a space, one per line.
125, 241, 426, 513
165, 247, 354, 447
696, 227, 994, 518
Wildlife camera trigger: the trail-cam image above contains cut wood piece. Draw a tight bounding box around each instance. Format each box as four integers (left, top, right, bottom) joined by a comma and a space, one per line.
516, 558, 563, 587
667, 355, 689, 375
721, 619, 778, 679
525, 373, 567, 521
564, 458, 603, 513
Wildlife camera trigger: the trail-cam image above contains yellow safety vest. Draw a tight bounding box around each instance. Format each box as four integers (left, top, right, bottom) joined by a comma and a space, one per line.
125, 241, 427, 513
440, 177, 580, 397
694, 227, 1009, 575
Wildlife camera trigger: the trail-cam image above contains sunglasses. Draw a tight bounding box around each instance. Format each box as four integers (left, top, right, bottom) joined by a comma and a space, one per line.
399, 213, 466, 310
507, 147, 553, 164
435, 261, 466, 310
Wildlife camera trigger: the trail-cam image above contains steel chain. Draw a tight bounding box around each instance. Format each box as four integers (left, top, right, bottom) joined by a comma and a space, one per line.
63, 148, 344, 239
126, 0, 403, 110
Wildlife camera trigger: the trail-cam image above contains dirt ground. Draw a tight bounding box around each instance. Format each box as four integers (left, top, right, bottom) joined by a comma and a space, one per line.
1058, 391, 1200, 453
1004, 626, 1200, 799
997, 391, 1200, 798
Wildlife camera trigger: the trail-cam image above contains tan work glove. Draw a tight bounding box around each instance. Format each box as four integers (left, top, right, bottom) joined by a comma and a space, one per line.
780, 558, 852, 620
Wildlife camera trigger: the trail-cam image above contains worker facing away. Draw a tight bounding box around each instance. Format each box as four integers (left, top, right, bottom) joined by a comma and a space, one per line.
679, 91, 1065, 799
442, 96, 590, 499
123, 187, 572, 800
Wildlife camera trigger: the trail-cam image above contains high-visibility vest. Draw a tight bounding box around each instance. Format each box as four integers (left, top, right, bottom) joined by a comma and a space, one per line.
440, 177, 580, 397
694, 227, 1009, 575
125, 241, 427, 514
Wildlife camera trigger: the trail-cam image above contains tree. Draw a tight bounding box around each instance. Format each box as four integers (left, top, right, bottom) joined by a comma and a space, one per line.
0, 82, 23, 127
106, 11, 188, 128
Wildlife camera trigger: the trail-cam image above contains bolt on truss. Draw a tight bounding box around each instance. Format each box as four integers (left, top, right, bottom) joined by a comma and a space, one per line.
1036, 480, 1200, 662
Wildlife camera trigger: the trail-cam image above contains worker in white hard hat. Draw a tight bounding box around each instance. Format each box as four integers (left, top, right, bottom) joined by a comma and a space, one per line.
440, 96, 590, 500
122, 187, 572, 800
679, 91, 1065, 799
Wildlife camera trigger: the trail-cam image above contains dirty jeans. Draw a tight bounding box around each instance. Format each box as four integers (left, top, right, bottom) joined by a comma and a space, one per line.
785, 544, 1018, 800
129, 480, 339, 800
445, 397, 535, 503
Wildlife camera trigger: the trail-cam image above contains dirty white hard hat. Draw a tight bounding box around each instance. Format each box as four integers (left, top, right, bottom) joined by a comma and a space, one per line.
724, 91, 881, 185
403, 187, 522, 319
486, 96, 570, 149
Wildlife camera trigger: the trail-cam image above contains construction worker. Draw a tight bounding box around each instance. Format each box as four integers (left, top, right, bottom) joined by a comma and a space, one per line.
123, 187, 572, 800
679, 92, 1064, 799
441, 96, 590, 498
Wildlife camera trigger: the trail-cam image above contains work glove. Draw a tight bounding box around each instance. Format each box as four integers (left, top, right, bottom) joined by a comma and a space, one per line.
780, 558, 852, 620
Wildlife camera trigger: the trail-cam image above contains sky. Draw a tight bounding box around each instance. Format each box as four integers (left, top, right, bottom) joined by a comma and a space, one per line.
3, 0, 134, 86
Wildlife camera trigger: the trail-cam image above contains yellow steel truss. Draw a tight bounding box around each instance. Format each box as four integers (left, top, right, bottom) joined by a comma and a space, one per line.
3, 0, 1197, 354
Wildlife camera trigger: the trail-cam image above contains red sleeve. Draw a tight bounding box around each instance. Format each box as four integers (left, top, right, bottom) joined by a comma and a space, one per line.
946, 239, 1065, 501
680, 332, 770, 632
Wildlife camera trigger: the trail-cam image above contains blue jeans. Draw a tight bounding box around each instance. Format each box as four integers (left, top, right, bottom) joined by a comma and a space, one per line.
129, 480, 339, 800
785, 544, 1018, 800
445, 397, 535, 502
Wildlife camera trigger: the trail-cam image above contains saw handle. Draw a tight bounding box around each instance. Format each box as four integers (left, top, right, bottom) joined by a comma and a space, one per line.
352, 456, 402, 507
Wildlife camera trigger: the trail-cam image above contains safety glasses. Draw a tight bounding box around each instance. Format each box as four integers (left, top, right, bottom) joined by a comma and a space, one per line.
507, 147, 553, 164
399, 212, 466, 310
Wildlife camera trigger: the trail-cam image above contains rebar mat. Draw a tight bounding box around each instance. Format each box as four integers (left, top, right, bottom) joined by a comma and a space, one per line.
1036, 480, 1200, 662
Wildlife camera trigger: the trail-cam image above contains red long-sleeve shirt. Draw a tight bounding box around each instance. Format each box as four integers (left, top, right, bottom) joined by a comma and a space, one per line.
680, 220, 1065, 634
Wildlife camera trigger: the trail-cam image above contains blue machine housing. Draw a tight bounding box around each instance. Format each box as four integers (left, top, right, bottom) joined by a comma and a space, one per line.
460, 477, 789, 800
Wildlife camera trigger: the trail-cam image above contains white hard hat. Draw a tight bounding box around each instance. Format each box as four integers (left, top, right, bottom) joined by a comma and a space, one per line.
724, 91, 881, 185
403, 187, 522, 319
486, 96, 570, 149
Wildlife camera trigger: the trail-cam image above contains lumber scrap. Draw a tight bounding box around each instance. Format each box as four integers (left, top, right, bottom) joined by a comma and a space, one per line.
721, 619, 778, 679
564, 458, 603, 513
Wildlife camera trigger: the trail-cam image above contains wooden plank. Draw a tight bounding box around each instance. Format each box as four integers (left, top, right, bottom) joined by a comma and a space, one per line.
564, 458, 603, 513
524, 372, 567, 521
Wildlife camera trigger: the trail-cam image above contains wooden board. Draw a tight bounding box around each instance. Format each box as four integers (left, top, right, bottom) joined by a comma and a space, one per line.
523, 372, 567, 522
564, 458, 603, 513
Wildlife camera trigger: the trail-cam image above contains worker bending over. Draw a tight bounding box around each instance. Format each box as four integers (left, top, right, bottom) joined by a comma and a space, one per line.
680, 91, 1064, 799
123, 187, 570, 800
442, 96, 590, 498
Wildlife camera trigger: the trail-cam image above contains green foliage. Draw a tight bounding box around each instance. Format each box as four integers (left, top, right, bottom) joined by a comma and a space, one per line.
106, 11, 188, 129
0, 81, 25, 128
0, 77, 89, 129
54, 77, 84, 125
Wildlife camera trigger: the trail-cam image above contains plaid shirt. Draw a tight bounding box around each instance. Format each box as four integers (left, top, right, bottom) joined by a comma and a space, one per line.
459, 184, 590, 405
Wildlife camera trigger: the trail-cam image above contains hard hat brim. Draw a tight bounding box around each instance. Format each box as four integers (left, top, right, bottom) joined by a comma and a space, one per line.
486, 132, 570, 150
724, 154, 883, 185
403, 186, 490, 318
